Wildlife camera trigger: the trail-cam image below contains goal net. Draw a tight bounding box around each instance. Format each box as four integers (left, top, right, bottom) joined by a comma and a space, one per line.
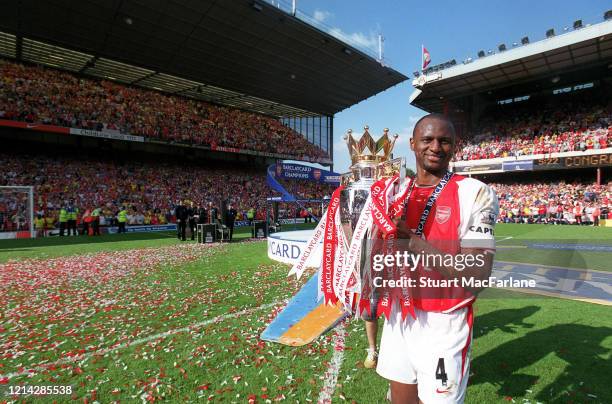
0, 186, 34, 239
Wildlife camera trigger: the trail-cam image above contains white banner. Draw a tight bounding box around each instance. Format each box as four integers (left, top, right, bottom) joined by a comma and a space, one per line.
70, 128, 144, 142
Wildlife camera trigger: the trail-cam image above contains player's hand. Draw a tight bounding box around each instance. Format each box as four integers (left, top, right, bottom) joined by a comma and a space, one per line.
392, 217, 414, 240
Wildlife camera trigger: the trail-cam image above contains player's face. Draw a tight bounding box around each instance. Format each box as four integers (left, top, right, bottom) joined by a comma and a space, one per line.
411, 120, 455, 174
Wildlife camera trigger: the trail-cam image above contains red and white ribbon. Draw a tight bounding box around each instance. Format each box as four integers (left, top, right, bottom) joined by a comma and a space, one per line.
288, 209, 328, 280
370, 176, 415, 320
322, 186, 344, 305
336, 194, 373, 309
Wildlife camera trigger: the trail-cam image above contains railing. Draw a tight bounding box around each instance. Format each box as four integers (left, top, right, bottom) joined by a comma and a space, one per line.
262, 0, 381, 61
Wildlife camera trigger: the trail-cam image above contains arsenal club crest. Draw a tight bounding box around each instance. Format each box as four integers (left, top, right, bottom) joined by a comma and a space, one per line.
435, 206, 451, 224
313, 169, 322, 181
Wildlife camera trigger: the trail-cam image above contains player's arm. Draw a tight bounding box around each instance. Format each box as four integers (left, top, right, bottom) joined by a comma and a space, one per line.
396, 183, 499, 294
397, 229, 495, 294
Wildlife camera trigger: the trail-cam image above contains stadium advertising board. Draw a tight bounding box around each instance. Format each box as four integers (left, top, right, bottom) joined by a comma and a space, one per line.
502, 160, 534, 172
454, 163, 502, 173
0, 119, 70, 135
234, 219, 306, 227
0, 119, 144, 142
0, 119, 329, 164
212, 145, 333, 165
70, 128, 144, 142
106, 224, 177, 234
273, 163, 341, 184
535, 154, 612, 170
267, 234, 322, 265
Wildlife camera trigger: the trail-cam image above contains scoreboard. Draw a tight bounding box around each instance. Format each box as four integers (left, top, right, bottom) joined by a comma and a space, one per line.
453, 151, 612, 175
536, 154, 612, 170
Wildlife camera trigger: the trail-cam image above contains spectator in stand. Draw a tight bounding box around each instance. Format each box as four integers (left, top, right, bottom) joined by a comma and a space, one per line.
0, 59, 328, 162
453, 91, 611, 161
0, 150, 341, 235
489, 180, 610, 225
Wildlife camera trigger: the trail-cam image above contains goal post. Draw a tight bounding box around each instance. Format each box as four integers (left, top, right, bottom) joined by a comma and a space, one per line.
0, 185, 35, 239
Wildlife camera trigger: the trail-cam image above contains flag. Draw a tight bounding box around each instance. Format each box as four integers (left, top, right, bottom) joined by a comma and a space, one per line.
422, 46, 431, 70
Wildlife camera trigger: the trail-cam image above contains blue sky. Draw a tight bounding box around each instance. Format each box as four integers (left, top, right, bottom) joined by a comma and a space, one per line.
288, 0, 610, 172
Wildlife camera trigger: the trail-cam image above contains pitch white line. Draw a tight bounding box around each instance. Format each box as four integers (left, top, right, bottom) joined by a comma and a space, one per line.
317, 321, 347, 404
496, 236, 513, 243
1, 301, 282, 380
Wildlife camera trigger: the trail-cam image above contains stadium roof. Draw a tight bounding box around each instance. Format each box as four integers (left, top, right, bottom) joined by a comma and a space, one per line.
410, 20, 612, 112
0, 0, 407, 118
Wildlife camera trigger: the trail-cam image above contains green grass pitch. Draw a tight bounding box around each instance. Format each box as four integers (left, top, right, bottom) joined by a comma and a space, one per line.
0, 224, 610, 403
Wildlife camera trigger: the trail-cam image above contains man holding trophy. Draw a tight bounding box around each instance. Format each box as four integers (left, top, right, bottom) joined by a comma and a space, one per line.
285, 114, 498, 403
373, 114, 499, 403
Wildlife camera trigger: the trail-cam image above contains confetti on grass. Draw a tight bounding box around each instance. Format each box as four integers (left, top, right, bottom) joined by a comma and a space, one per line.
0, 244, 224, 378
0, 243, 331, 402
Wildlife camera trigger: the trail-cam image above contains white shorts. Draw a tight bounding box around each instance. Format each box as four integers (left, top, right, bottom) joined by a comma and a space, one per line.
376, 306, 474, 403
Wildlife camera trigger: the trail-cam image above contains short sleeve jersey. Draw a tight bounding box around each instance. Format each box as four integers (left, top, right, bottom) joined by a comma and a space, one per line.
404, 176, 499, 250
403, 174, 499, 312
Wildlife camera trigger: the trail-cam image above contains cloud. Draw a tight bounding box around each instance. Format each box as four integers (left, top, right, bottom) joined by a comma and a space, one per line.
306, 9, 377, 54
393, 115, 423, 145
328, 28, 378, 52
313, 9, 332, 23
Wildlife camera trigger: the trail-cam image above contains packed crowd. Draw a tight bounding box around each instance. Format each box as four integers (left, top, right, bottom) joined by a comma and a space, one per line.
454, 94, 612, 161
0, 153, 336, 233
491, 181, 611, 224
273, 178, 336, 221
0, 60, 328, 161
0, 191, 30, 232
277, 178, 336, 201
0, 153, 269, 232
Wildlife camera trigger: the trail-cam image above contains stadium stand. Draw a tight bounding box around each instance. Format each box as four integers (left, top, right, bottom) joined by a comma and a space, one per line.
0, 60, 328, 162
0, 152, 267, 231
491, 181, 611, 224
409, 19, 612, 227
454, 90, 611, 161
0, 152, 336, 232
271, 178, 336, 221
276, 178, 337, 201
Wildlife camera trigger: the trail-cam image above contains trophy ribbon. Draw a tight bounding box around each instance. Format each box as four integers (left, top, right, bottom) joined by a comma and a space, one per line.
370, 175, 416, 320
322, 185, 344, 304
370, 174, 412, 237
336, 194, 373, 309
288, 209, 328, 280
332, 217, 347, 300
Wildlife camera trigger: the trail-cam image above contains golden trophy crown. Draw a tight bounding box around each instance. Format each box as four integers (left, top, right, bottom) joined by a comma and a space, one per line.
345, 126, 398, 166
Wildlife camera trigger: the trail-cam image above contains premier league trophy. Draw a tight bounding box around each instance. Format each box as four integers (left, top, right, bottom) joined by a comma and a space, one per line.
340, 126, 402, 239
263, 126, 404, 346
338, 126, 405, 313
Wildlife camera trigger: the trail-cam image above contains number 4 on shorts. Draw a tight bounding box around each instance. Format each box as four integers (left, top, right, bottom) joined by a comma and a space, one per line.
435, 358, 448, 386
